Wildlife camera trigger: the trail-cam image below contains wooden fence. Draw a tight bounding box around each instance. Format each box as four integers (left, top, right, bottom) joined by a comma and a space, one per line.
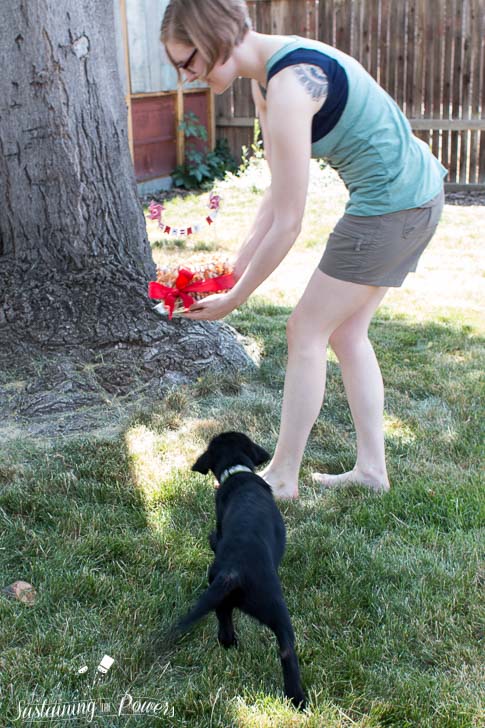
216, 0, 485, 187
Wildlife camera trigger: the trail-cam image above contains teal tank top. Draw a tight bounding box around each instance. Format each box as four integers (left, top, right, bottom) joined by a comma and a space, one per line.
262, 36, 447, 216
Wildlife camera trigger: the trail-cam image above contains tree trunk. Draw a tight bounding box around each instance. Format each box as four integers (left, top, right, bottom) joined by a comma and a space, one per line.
0, 1, 252, 438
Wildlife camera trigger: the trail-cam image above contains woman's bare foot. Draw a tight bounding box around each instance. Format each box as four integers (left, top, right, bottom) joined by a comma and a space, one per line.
258, 466, 299, 500
312, 466, 390, 492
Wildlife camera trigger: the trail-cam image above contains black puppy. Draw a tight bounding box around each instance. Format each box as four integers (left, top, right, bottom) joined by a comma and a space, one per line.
171, 431, 305, 709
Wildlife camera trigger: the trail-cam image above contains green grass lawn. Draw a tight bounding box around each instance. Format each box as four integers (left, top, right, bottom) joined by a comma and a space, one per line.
1, 161, 484, 727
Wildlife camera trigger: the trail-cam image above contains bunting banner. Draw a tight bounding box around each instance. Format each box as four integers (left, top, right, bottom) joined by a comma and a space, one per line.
147, 191, 221, 237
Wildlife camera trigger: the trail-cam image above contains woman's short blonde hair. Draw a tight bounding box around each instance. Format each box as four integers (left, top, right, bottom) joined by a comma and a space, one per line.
161, 0, 252, 76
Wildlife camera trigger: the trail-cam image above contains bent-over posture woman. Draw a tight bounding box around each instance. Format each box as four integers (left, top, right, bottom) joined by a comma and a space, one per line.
161, 0, 446, 499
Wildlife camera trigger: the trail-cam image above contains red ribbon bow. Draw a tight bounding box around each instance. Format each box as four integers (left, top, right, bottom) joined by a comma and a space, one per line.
148, 268, 235, 319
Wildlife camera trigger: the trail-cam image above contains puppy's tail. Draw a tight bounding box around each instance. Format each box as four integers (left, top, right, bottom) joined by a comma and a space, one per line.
167, 570, 240, 645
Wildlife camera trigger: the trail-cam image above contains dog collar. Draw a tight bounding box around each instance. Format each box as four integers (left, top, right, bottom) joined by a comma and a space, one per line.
219, 464, 253, 486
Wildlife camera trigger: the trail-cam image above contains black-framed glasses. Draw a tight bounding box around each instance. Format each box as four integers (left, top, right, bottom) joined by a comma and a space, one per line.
177, 48, 198, 71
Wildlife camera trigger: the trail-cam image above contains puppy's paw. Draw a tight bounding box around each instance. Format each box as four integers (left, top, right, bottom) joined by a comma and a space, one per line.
218, 631, 238, 649
290, 692, 306, 711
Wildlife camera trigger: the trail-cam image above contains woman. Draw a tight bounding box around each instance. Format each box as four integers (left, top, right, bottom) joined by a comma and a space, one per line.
161, 0, 446, 499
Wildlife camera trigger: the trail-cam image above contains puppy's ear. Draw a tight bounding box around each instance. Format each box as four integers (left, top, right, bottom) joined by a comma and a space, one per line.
249, 441, 271, 467
191, 450, 212, 474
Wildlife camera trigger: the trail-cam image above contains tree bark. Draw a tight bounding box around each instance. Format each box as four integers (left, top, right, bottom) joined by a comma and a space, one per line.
0, 1, 252, 434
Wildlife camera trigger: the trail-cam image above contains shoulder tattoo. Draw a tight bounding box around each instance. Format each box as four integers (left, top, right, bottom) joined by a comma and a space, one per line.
293, 64, 329, 102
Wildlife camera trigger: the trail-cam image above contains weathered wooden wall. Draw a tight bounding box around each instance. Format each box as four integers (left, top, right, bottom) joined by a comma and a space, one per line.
117, 0, 213, 185
216, 0, 485, 186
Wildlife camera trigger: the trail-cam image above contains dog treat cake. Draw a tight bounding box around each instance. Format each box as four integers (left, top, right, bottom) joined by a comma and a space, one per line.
148, 256, 235, 318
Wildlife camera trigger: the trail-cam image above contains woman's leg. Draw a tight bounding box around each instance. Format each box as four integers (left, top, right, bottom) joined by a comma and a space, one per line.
261, 269, 388, 499
312, 286, 390, 491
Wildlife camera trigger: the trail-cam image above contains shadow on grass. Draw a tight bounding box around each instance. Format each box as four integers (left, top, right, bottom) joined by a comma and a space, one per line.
0, 302, 483, 726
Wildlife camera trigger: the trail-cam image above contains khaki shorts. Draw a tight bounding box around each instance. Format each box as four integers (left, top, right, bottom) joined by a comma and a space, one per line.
319, 188, 445, 287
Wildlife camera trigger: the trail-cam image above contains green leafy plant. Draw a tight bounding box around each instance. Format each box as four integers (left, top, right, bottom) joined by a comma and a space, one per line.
172, 112, 238, 189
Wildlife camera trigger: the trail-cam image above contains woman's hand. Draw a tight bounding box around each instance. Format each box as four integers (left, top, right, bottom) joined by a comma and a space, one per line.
182, 291, 242, 321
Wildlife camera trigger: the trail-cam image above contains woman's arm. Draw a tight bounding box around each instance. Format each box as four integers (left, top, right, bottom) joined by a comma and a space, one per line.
229, 71, 315, 305
184, 66, 325, 320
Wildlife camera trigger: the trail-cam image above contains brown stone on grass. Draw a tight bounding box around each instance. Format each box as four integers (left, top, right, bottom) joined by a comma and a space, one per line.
2, 581, 37, 605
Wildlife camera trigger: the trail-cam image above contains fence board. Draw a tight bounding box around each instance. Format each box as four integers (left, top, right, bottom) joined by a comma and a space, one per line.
405, 0, 429, 143
368, 0, 380, 81
350, 0, 360, 59
459, 0, 471, 182
472, 0, 485, 182
318, 0, 335, 45
335, 0, 352, 54
216, 0, 485, 183
377, 0, 389, 89
306, 0, 318, 39
450, 0, 462, 182
360, 0, 367, 60
441, 0, 453, 174
396, 0, 408, 108
405, 0, 416, 118
430, 0, 443, 160
469, 0, 480, 182
233, 78, 253, 119
270, 0, 289, 34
